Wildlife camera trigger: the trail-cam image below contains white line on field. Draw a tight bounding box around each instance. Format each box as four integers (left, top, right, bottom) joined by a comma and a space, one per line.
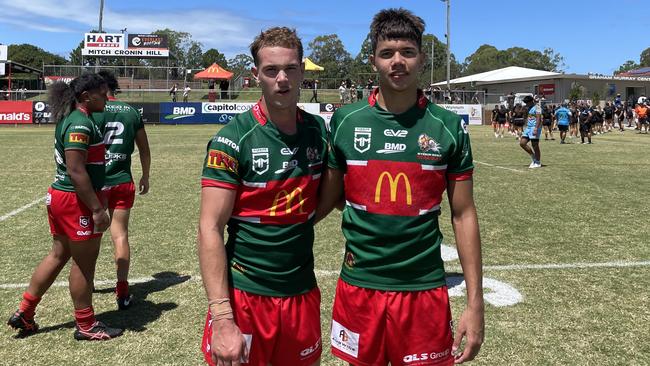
474, 160, 525, 173
2, 260, 649, 290
0, 196, 46, 222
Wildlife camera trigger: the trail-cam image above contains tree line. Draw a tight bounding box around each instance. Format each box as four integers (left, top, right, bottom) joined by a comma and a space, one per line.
5, 28, 650, 86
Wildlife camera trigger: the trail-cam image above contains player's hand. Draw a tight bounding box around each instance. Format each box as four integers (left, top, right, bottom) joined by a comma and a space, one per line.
452, 304, 485, 364
139, 176, 149, 195
211, 319, 248, 366
92, 209, 110, 233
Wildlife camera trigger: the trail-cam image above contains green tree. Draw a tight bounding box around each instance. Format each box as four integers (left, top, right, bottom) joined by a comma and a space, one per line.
462, 45, 564, 75
151, 28, 195, 68
308, 34, 352, 87
639, 47, 650, 67
202, 48, 228, 69
8, 44, 67, 69
186, 41, 203, 69
227, 54, 253, 78
615, 60, 640, 75
419, 34, 461, 86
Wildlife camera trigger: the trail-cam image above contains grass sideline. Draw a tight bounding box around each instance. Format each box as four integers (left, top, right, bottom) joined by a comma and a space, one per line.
1, 124, 649, 365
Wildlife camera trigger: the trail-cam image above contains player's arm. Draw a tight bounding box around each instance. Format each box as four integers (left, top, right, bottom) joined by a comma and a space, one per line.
447, 178, 484, 364
134, 127, 151, 195
198, 186, 247, 365
315, 167, 344, 223
66, 149, 110, 232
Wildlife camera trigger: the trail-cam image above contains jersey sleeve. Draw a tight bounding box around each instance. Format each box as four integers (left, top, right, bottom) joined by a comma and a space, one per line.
446, 115, 474, 181
63, 117, 94, 151
201, 126, 241, 190
326, 109, 346, 172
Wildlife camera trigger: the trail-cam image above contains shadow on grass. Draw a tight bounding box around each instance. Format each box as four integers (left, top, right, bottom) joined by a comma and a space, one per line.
17, 271, 190, 338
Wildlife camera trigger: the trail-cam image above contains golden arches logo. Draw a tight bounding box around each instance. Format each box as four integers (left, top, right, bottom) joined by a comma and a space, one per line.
375, 172, 412, 205
270, 187, 306, 216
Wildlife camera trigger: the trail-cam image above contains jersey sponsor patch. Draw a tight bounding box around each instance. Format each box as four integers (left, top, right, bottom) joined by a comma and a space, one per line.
69, 132, 89, 144
330, 320, 360, 358
206, 149, 238, 173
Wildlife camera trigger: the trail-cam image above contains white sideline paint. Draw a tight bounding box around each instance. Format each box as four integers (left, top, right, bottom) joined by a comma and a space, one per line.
474, 160, 525, 173
0, 196, 46, 222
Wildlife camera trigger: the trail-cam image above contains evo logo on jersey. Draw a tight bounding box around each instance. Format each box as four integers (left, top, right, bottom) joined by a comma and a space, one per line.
281, 147, 298, 156
252, 148, 269, 175
376, 142, 406, 154
384, 129, 408, 137
354, 127, 371, 153
331, 320, 359, 358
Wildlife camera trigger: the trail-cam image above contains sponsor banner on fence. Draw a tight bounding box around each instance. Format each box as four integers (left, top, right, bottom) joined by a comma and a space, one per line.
159, 102, 204, 124
0, 44, 7, 76
32, 101, 51, 123
127, 34, 168, 49
84, 33, 125, 50
82, 48, 169, 57
318, 103, 343, 130
202, 102, 255, 114
44, 76, 74, 86
297, 103, 320, 115
439, 104, 483, 125
130, 102, 160, 124
0, 101, 33, 124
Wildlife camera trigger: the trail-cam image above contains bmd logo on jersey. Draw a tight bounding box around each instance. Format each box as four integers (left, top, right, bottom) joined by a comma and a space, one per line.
375, 172, 412, 205
270, 187, 306, 216
252, 147, 269, 175
353, 127, 371, 153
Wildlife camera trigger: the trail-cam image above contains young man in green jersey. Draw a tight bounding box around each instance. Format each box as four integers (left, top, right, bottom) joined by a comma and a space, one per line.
95, 70, 151, 310
316, 8, 484, 366
198, 27, 327, 366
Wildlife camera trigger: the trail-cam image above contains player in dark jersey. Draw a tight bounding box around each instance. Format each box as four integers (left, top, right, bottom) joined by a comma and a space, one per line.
496, 105, 508, 138
569, 103, 580, 142
198, 27, 326, 366
511, 104, 525, 140
491, 104, 499, 138
94, 70, 151, 310
614, 103, 626, 132
7, 73, 123, 340
603, 102, 614, 133
541, 104, 554, 141
316, 9, 484, 366
579, 105, 593, 144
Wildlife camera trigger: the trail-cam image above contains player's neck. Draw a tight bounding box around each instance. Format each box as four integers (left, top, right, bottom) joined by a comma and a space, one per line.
260, 98, 297, 135
376, 86, 418, 115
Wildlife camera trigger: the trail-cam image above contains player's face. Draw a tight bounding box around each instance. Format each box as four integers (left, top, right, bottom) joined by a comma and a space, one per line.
370, 38, 424, 92
83, 85, 108, 113
252, 47, 304, 110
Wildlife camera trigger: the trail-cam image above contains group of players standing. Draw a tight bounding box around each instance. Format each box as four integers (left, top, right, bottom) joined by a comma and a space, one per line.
8, 7, 485, 366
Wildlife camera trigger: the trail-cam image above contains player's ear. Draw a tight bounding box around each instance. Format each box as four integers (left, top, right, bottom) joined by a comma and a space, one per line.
369, 54, 377, 72
251, 66, 259, 82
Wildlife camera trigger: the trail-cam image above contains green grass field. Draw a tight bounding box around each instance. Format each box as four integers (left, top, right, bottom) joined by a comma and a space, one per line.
1, 124, 648, 365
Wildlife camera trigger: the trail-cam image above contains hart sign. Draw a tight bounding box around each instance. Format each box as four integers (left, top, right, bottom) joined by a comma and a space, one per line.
84, 33, 124, 50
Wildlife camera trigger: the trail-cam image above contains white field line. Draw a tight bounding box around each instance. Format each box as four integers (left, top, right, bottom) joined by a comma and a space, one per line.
0, 196, 46, 222
474, 160, 525, 173
2, 260, 650, 290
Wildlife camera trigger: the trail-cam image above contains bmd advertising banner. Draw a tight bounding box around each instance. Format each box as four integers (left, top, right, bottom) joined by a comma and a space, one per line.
159, 102, 204, 124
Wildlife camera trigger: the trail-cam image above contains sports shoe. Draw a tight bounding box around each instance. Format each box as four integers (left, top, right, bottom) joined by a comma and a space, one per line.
529, 162, 541, 169
74, 321, 123, 341
117, 294, 133, 310
7, 310, 38, 335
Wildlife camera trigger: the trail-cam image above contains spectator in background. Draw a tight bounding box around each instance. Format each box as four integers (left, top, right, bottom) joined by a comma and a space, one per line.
183, 84, 191, 102
356, 82, 363, 101
635, 101, 648, 134
614, 93, 622, 108
339, 81, 347, 103
169, 83, 178, 102
310, 79, 319, 103
506, 91, 515, 110
219, 80, 229, 100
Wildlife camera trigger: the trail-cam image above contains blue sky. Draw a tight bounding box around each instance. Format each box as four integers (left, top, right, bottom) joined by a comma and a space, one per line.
0, 0, 647, 75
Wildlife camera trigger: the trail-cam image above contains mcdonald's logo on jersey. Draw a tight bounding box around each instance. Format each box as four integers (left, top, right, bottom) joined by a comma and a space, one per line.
375, 171, 412, 205
69, 132, 89, 144
270, 187, 306, 216
206, 149, 238, 173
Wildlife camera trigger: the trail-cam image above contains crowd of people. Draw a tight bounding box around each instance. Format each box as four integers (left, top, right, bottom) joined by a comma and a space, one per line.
8, 7, 485, 366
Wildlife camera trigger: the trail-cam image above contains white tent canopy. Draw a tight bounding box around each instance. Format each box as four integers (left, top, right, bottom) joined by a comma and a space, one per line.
433, 66, 560, 86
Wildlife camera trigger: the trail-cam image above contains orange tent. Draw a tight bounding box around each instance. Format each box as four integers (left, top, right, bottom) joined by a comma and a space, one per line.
194, 63, 233, 80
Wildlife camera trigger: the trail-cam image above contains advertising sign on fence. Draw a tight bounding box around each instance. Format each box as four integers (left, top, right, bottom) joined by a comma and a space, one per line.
159, 103, 204, 124
0, 101, 33, 124
32, 101, 51, 124
439, 104, 483, 125
130, 102, 160, 124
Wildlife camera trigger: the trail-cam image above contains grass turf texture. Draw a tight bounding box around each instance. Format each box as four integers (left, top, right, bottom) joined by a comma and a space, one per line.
1, 125, 648, 365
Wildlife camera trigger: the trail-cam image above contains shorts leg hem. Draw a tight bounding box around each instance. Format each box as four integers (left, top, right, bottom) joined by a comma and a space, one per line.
331, 348, 373, 366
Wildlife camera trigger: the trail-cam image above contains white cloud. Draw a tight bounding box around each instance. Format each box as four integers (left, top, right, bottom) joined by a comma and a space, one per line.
0, 0, 263, 55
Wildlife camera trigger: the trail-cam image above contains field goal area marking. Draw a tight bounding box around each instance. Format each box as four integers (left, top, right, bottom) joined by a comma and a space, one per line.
0, 196, 46, 222
474, 160, 525, 173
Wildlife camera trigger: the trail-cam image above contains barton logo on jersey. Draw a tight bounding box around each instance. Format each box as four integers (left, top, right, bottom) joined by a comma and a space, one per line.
353, 127, 371, 153
252, 148, 269, 175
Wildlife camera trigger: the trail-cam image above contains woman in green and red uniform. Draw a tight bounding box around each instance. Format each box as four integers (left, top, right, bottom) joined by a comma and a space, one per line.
7, 73, 123, 341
